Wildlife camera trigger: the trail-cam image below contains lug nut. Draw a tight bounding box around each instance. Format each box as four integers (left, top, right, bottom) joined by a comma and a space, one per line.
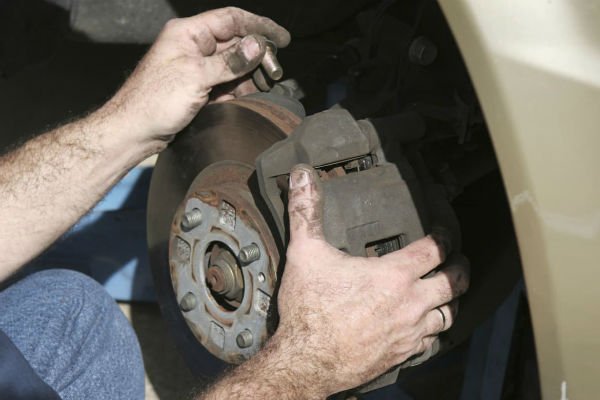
236, 330, 254, 348
238, 243, 261, 265
179, 292, 197, 312
181, 208, 202, 231
261, 42, 283, 81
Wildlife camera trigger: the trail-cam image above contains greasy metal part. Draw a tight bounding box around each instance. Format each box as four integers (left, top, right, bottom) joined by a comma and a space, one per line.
148, 94, 303, 374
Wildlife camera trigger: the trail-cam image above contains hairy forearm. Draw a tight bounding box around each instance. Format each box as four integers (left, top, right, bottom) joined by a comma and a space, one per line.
199, 330, 330, 400
0, 102, 159, 280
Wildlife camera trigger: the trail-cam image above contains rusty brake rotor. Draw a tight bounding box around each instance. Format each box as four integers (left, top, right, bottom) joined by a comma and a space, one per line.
147, 94, 302, 375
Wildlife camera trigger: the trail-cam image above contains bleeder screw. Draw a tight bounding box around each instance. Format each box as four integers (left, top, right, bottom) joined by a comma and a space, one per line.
238, 243, 261, 265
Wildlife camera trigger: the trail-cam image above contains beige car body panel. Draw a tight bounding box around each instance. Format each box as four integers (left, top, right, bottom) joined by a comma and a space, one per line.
438, 1, 600, 398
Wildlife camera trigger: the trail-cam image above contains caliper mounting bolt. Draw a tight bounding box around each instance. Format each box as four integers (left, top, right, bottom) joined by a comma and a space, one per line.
408, 36, 438, 66
261, 41, 283, 81
181, 208, 202, 231
238, 243, 261, 265
179, 292, 198, 312
236, 330, 254, 348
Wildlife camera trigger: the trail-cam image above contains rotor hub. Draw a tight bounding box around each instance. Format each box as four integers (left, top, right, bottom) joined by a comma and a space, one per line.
169, 162, 280, 363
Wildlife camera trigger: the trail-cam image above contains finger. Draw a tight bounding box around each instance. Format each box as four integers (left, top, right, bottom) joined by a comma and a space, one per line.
210, 93, 236, 103
216, 37, 240, 53
381, 235, 448, 279
430, 226, 453, 262
420, 254, 470, 309
417, 336, 438, 356
403, 336, 439, 367
200, 34, 267, 88
288, 164, 325, 242
209, 77, 258, 104
187, 7, 291, 48
232, 79, 258, 97
421, 301, 458, 336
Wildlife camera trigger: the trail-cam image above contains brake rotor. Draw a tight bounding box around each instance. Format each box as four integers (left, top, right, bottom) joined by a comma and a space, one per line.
147, 95, 302, 375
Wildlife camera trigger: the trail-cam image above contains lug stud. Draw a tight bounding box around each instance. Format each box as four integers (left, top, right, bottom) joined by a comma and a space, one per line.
236, 330, 254, 348
179, 292, 197, 312
181, 208, 202, 231
238, 243, 261, 265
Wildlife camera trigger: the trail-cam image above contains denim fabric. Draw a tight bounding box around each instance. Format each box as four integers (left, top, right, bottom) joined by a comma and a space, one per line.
0, 269, 145, 400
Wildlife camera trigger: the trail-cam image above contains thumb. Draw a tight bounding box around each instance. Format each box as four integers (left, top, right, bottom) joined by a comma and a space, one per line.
201, 34, 267, 88
288, 164, 325, 242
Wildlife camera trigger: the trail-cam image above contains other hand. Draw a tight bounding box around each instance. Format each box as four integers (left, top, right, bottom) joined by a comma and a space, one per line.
274, 164, 470, 396
107, 7, 290, 150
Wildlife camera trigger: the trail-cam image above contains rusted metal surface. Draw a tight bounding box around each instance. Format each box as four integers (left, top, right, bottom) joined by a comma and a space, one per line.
148, 94, 302, 373
168, 162, 282, 363
230, 97, 301, 135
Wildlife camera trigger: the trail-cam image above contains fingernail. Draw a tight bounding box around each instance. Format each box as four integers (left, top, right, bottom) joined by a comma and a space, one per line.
289, 168, 310, 189
240, 36, 261, 62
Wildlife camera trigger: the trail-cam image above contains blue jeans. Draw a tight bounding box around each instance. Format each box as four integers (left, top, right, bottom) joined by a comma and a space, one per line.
0, 269, 145, 400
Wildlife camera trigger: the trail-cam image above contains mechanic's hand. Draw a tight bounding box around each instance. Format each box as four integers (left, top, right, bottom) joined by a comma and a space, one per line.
108, 7, 290, 149
274, 164, 470, 396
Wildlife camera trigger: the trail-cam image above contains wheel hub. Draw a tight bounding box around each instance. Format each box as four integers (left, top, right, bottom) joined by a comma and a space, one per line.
169, 161, 279, 363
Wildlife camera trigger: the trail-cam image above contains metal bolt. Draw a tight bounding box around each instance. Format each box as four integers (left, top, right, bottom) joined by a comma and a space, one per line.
236, 330, 254, 348
357, 156, 373, 171
238, 243, 261, 265
181, 208, 202, 231
261, 42, 283, 81
408, 36, 438, 66
179, 292, 197, 312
